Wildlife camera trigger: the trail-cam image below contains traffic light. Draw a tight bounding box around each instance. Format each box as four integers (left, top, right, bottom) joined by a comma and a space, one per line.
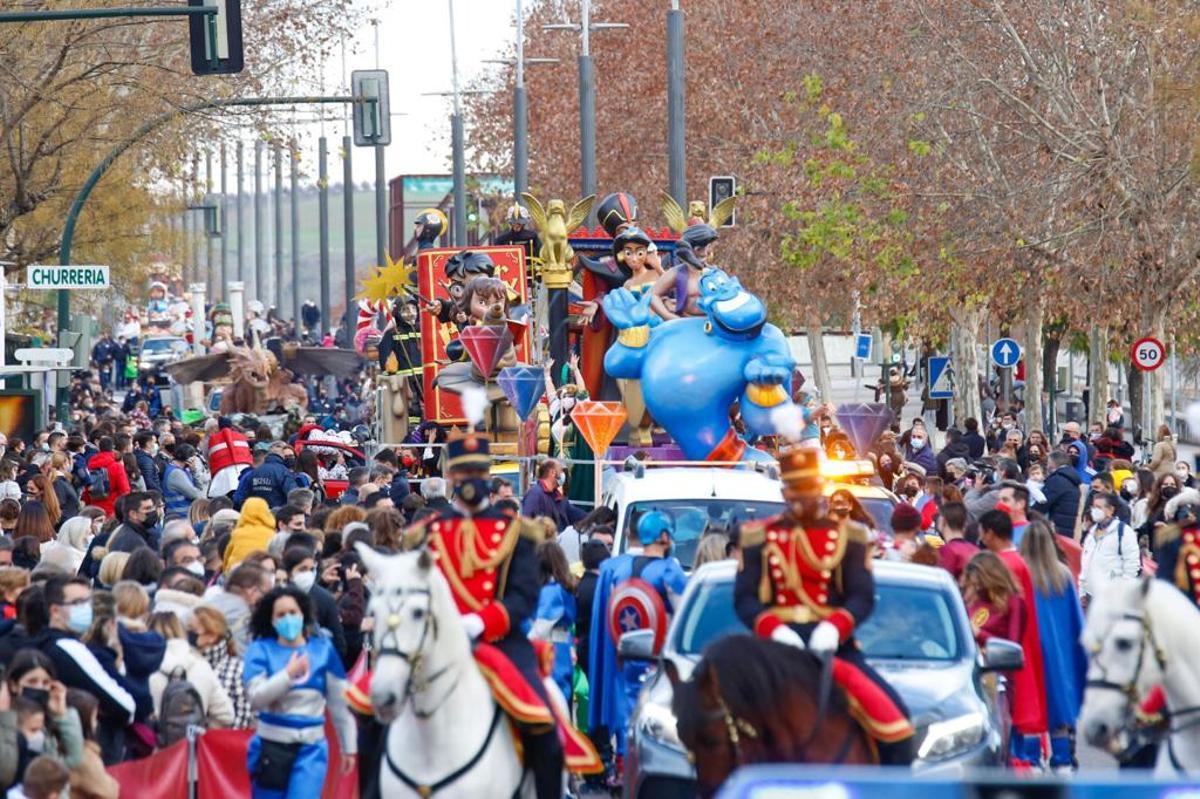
351, 70, 392, 147
188, 0, 244, 76
709, 175, 737, 226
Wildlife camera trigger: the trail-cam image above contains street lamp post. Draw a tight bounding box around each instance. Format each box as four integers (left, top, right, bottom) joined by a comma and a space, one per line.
666, 0, 686, 206
290, 144, 301, 328
273, 142, 284, 314
219, 142, 228, 300
254, 140, 265, 303
342, 135, 355, 338
448, 0, 467, 247
319, 137, 331, 335
236, 141, 244, 285
543, 0, 627, 221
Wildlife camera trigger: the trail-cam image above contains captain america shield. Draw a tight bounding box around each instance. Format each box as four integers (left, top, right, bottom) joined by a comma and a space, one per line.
607, 578, 668, 654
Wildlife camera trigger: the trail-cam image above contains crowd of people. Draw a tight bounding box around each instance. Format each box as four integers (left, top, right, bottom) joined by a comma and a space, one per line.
819, 409, 1194, 771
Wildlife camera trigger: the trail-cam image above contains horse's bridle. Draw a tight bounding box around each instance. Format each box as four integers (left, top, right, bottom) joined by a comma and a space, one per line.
1086, 609, 1200, 771
375, 587, 453, 718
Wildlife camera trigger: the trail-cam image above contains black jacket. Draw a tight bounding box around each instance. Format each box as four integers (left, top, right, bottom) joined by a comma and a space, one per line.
961, 431, 987, 460
1035, 466, 1083, 536
233, 453, 299, 509
134, 449, 162, 494
935, 439, 972, 481
31, 628, 141, 726
307, 583, 349, 667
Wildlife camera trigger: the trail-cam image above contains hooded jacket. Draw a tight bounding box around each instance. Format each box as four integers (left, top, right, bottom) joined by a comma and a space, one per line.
223, 498, 277, 571
82, 451, 131, 517
1036, 465, 1083, 537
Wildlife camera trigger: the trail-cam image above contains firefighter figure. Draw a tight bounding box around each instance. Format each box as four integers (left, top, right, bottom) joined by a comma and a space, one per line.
402, 429, 599, 798
734, 447, 916, 764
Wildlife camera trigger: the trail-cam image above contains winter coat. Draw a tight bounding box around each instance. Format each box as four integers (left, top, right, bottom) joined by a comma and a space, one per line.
201, 591, 252, 653
82, 451, 131, 517
52, 476, 81, 523
1036, 466, 1083, 537
1148, 439, 1177, 480
222, 498, 276, 571
133, 449, 162, 494
1079, 518, 1141, 597
152, 588, 204, 625
232, 453, 299, 510
1066, 440, 1094, 486
961, 431, 987, 460
935, 439, 972, 481
902, 440, 939, 475
149, 638, 236, 728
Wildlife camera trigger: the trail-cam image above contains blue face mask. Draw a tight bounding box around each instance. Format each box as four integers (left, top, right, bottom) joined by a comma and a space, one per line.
273, 613, 304, 642
67, 602, 93, 634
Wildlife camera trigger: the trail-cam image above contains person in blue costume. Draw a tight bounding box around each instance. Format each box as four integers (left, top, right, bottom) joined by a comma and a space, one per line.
529, 540, 579, 705
243, 584, 357, 799
588, 510, 687, 767
1019, 519, 1087, 773
603, 268, 818, 462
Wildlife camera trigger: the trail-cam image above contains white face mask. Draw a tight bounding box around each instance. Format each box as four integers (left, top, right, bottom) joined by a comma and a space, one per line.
292, 570, 316, 592
1177, 470, 1189, 480
184, 561, 206, 578
1090, 507, 1107, 524
911, 437, 926, 450
24, 731, 45, 753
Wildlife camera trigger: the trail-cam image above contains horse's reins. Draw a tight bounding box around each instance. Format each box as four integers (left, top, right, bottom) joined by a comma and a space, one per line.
700, 657, 858, 767
1086, 609, 1200, 772
384, 705, 504, 799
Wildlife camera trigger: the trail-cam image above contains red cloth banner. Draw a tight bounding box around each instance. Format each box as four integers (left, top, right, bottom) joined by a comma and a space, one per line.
110, 716, 357, 799
106, 739, 188, 799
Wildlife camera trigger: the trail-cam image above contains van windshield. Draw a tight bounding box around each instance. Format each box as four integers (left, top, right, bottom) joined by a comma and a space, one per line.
621, 499, 784, 568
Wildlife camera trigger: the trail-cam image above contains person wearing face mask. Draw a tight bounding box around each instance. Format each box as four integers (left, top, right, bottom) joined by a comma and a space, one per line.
161, 444, 203, 522
243, 585, 356, 798
106, 493, 159, 554
1175, 461, 1196, 489
403, 429, 595, 799
4, 649, 84, 786
734, 448, 915, 764
282, 547, 347, 668
520, 458, 587, 533
132, 432, 163, 495
146, 612, 235, 729
901, 427, 938, 476
31, 577, 138, 764
1079, 494, 1141, 608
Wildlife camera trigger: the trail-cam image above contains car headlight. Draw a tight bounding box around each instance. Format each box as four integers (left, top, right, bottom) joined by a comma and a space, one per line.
637, 700, 685, 752
917, 711, 985, 761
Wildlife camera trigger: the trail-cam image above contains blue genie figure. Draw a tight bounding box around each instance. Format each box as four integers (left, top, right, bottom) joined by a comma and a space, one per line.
602, 268, 810, 461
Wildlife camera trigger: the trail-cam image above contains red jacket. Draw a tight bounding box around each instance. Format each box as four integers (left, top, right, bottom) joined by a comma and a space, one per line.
206, 428, 253, 475
998, 548, 1049, 735
83, 451, 131, 517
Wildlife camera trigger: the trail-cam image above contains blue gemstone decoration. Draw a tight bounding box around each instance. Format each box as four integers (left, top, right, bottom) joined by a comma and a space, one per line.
497, 365, 546, 421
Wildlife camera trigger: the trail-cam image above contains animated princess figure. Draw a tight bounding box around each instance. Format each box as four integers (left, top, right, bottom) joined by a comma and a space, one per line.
542, 353, 596, 504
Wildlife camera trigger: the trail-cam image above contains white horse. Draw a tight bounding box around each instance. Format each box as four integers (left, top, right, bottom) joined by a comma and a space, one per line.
356, 545, 534, 798
1080, 576, 1200, 775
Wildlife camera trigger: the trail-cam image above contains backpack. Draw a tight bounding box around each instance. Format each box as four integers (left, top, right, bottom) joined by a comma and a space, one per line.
87, 465, 110, 502
156, 667, 206, 747
1115, 521, 1143, 578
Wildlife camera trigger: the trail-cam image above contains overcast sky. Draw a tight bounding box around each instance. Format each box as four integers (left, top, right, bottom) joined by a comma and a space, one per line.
283, 0, 523, 185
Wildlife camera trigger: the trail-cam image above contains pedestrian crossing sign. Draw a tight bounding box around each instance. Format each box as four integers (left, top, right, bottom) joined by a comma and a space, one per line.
928, 356, 952, 399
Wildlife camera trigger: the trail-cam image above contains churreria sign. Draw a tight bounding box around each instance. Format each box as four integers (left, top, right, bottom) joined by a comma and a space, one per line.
26, 265, 110, 289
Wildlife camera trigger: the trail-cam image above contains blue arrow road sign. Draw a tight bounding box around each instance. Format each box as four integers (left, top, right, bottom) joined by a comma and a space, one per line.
927, 356, 952, 399
854, 333, 873, 361
991, 337, 1021, 368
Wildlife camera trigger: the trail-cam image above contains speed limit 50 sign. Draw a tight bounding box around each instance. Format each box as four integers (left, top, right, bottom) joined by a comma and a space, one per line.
1131, 336, 1166, 372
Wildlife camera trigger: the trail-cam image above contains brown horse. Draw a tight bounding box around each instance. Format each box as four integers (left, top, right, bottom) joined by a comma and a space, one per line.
665, 634, 876, 797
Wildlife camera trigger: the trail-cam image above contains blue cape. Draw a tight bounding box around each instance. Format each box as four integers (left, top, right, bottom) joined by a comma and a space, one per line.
1033, 580, 1087, 728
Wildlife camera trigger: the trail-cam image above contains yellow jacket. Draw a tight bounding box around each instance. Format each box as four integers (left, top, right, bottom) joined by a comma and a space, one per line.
223, 497, 277, 571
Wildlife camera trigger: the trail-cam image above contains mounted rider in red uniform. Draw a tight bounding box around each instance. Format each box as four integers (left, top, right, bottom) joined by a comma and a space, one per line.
734, 447, 916, 764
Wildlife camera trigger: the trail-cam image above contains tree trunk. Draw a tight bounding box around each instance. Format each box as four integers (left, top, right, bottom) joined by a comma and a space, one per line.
1043, 328, 1062, 435
1024, 298, 1044, 435
1148, 306, 1167, 436
1128, 364, 1144, 441
1087, 324, 1109, 426
950, 305, 985, 426
806, 311, 833, 404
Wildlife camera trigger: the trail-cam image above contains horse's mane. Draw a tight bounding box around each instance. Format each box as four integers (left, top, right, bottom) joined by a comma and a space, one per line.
677, 634, 850, 757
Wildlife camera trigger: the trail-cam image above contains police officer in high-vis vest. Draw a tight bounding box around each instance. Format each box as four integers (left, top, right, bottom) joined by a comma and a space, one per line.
734, 447, 916, 764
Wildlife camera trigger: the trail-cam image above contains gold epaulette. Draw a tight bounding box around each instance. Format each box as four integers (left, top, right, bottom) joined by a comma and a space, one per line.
401, 519, 429, 551
841, 520, 869, 545
740, 520, 768, 548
